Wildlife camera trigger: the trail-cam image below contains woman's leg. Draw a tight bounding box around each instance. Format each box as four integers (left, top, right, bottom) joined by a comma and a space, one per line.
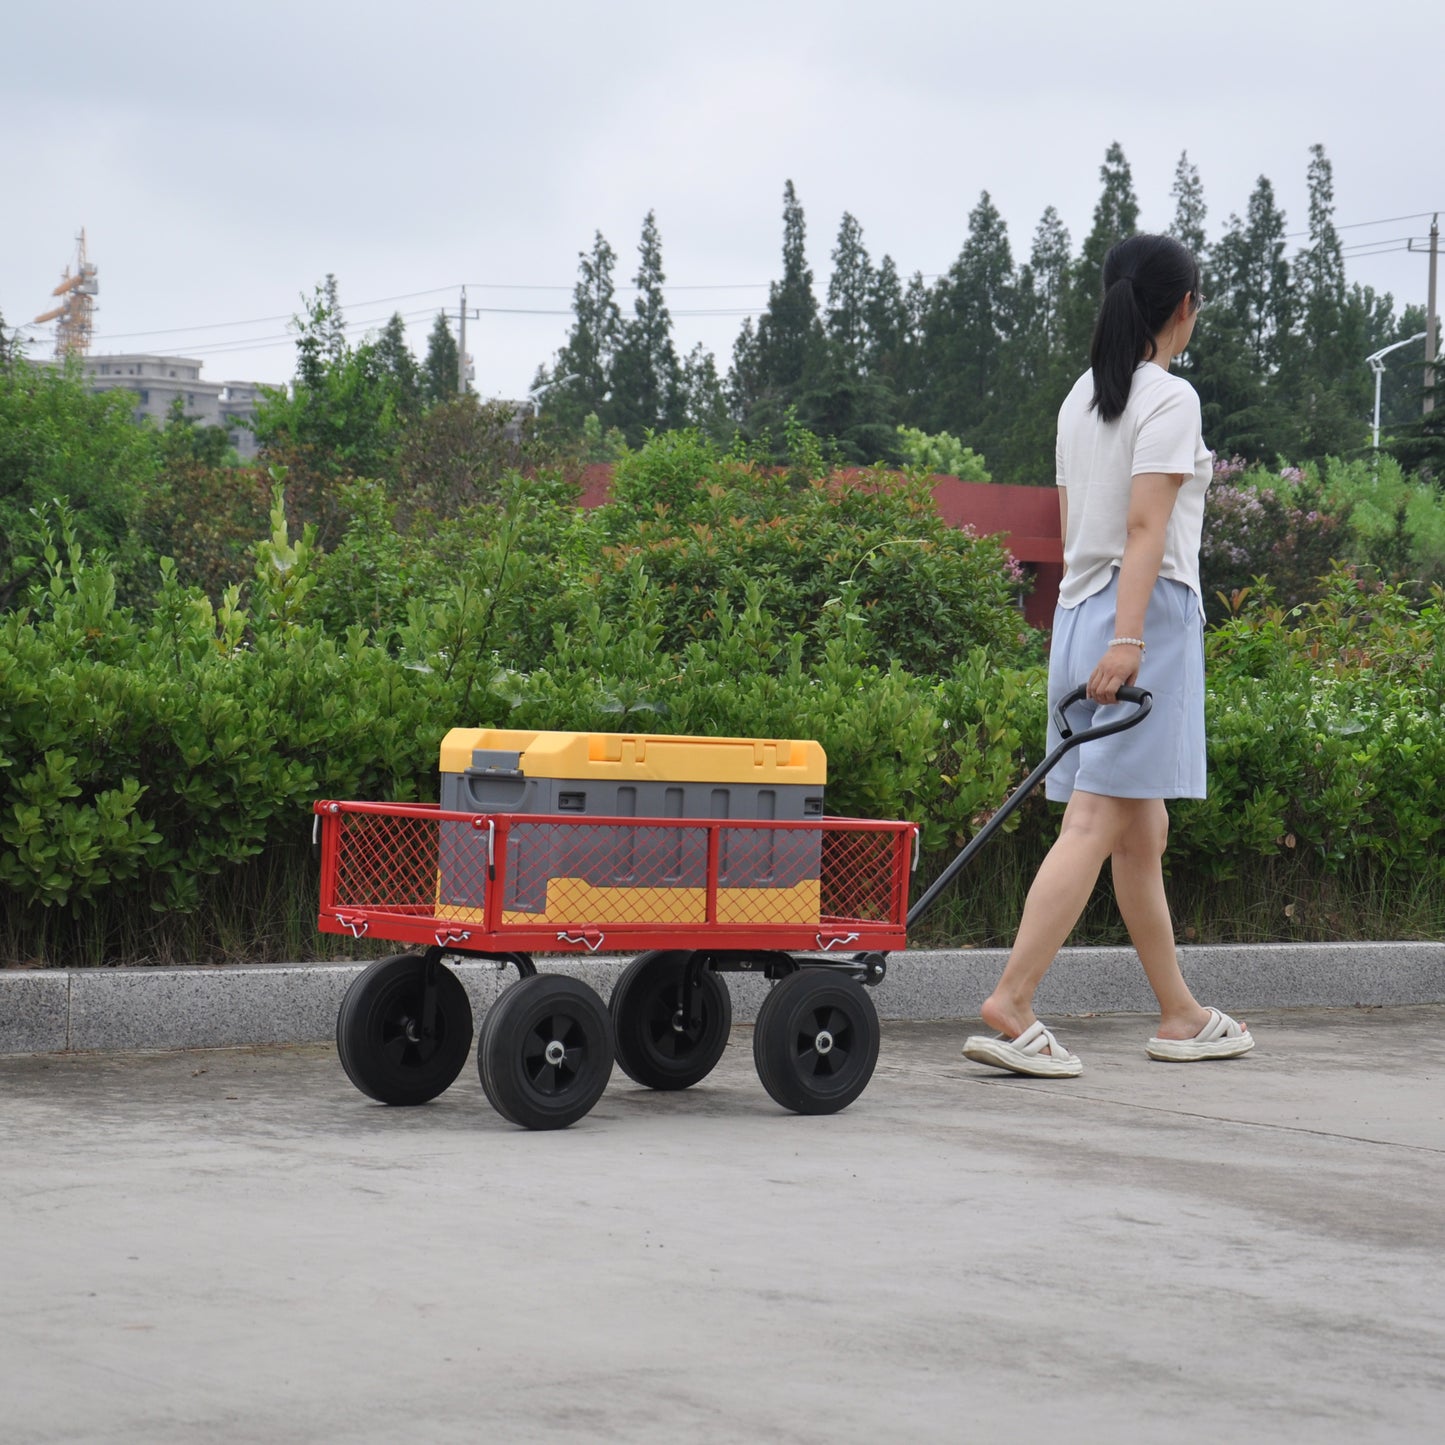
1109, 799, 1211, 1040
979, 791, 1134, 1041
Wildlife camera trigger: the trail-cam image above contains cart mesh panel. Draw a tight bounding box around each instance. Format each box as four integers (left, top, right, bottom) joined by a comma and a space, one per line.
333, 811, 475, 919
323, 808, 909, 936
820, 827, 901, 924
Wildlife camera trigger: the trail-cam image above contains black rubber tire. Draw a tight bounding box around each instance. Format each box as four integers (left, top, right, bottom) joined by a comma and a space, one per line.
752, 970, 880, 1116
609, 950, 732, 1091
336, 953, 474, 1106
477, 974, 615, 1130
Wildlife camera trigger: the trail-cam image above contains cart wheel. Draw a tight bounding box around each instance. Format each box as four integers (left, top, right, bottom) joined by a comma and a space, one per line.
478, 974, 615, 1130
610, 950, 732, 1091
336, 953, 474, 1106
753, 969, 880, 1116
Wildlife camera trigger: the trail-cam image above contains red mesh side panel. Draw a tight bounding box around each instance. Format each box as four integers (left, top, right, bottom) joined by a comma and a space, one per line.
820, 826, 903, 925
320, 804, 913, 944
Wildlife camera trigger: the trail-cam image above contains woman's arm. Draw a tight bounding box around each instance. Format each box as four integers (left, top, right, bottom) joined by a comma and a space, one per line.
1087, 471, 1184, 703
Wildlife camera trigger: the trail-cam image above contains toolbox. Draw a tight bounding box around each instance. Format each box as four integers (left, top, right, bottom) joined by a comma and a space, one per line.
436, 729, 827, 927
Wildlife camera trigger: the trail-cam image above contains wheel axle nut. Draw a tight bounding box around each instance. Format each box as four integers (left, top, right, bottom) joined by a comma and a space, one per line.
814, 1030, 834, 1055
544, 1040, 567, 1067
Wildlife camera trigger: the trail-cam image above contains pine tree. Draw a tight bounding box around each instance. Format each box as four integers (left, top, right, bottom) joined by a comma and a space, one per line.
752, 180, 825, 397
373, 312, 422, 418
1215, 177, 1292, 375
994, 207, 1075, 483
863, 254, 907, 383
728, 316, 764, 420
609, 211, 683, 445
1063, 142, 1140, 360
678, 342, 732, 441
1287, 145, 1361, 458
320, 273, 348, 364
539, 232, 623, 434
825, 212, 874, 373
422, 311, 459, 405
919, 190, 1016, 446
1169, 151, 1208, 259
1028, 206, 1072, 348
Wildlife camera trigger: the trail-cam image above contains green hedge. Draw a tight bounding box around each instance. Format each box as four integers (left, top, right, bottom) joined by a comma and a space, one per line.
2, 475, 1442, 965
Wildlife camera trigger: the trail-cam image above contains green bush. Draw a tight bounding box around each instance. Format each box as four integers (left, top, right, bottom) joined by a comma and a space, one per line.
3, 429, 1444, 964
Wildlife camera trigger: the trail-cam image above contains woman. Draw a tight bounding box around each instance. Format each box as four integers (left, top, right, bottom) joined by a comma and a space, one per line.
962, 233, 1253, 1078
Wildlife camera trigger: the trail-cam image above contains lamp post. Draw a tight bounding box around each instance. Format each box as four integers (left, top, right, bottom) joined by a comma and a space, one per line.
526, 374, 579, 419
1366, 332, 1427, 452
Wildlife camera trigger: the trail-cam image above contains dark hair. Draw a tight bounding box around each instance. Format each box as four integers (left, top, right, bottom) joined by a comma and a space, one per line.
1088, 234, 1201, 422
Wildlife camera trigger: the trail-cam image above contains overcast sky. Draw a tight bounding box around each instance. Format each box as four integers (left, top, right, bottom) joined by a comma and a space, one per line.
3, 0, 1440, 401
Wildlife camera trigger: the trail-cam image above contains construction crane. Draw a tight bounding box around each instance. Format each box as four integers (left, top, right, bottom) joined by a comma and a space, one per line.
34, 229, 98, 358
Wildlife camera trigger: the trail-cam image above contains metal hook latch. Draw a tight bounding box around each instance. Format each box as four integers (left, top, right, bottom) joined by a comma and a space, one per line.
816, 932, 861, 952
335, 912, 370, 939
556, 929, 606, 953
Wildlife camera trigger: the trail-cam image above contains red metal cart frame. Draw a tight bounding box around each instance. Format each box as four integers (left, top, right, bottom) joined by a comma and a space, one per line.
314, 800, 917, 958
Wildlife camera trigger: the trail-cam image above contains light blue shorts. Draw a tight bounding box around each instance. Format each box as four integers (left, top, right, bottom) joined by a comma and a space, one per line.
1045, 571, 1207, 801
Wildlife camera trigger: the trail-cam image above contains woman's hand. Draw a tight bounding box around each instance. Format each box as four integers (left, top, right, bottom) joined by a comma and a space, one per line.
1088, 642, 1142, 704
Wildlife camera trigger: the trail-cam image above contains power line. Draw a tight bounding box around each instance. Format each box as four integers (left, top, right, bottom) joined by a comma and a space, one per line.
1283, 209, 1442, 240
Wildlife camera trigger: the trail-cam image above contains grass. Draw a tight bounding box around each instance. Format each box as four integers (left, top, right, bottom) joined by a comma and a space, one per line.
3, 840, 1441, 969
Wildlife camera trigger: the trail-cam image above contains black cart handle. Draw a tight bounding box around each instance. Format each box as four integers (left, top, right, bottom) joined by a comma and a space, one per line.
1054, 682, 1152, 740
906, 684, 1153, 930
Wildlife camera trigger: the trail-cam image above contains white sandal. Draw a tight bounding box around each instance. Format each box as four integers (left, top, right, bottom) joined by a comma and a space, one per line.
1147, 1007, 1254, 1062
962, 1019, 1083, 1078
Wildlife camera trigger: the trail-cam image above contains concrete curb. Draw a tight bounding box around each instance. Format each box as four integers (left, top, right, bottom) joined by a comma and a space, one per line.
2, 942, 1441, 1055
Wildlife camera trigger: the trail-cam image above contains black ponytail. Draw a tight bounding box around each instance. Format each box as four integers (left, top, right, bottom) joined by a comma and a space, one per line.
1088, 234, 1200, 422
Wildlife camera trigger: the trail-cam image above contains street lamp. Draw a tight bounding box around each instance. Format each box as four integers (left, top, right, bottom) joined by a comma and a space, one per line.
1366, 332, 1427, 451
527, 374, 579, 419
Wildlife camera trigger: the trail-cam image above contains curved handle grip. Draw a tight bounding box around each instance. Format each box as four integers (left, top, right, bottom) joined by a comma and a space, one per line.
1053, 684, 1152, 743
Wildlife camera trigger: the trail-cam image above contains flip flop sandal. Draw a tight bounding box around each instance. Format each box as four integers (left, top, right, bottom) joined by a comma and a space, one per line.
962, 1019, 1083, 1078
1147, 1007, 1255, 1062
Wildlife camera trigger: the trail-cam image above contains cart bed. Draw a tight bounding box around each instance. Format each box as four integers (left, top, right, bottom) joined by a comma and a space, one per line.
314, 801, 915, 956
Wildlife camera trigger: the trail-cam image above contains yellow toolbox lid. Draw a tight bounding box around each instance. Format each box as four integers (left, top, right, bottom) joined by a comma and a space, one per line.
439, 729, 826, 785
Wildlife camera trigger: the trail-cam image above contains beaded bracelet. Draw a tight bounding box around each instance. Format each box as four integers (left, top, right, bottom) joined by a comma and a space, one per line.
1109, 636, 1146, 652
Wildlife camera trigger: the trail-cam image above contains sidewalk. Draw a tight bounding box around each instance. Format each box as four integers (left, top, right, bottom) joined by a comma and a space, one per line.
1, 1009, 1441, 1443
3, 942, 1442, 1054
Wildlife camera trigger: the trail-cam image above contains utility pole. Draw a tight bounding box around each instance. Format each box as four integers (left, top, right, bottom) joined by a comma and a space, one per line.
1426, 214, 1438, 416
1409, 214, 1439, 416
457, 286, 469, 396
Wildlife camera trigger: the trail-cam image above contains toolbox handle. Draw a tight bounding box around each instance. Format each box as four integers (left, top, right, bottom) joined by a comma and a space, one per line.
906, 684, 1152, 930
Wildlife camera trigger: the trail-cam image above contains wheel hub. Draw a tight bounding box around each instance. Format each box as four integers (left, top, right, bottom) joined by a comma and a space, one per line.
543, 1039, 568, 1067
814, 1029, 834, 1055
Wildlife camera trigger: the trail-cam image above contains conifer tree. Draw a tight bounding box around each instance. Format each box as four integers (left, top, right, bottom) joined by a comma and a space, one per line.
825, 212, 874, 373
609, 211, 683, 445
422, 312, 459, 406
752, 180, 825, 397
373, 313, 422, 418
1063, 142, 1140, 359
920, 190, 1016, 444
1169, 151, 1208, 259
1216, 177, 1292, 375
679, 342, 732, 441
863, 254, 907, 383
539, 232, 623, 434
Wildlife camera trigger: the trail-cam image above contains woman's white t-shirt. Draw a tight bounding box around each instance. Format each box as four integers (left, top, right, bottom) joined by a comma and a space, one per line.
1055, 363, 1212, 613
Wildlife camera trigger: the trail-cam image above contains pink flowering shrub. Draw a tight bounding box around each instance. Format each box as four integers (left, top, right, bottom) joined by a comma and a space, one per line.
1200, 461, 1352, 619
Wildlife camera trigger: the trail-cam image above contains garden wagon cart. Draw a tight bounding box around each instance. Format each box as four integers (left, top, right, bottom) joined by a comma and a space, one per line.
316, 686, 1150, 1129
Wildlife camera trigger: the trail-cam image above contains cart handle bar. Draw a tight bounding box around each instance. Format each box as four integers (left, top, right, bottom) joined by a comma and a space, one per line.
906, 684, 1152, 930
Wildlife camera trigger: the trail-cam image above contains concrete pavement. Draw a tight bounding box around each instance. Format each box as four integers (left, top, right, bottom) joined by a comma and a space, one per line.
2, 1007, 1442, 1444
